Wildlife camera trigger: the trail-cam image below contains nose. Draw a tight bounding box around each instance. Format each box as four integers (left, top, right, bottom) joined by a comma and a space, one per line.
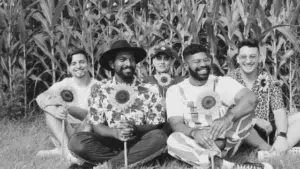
198, 61, 206, 67
245, 57, 252, 64
124, 59, 131, 66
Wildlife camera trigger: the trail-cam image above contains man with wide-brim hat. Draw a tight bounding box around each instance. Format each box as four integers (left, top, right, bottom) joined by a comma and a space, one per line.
68, 40, 167, 169
100, 40, 147, 71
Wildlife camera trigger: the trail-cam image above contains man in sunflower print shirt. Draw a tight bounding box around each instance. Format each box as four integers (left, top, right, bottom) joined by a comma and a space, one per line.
227, 39, 300, 159
68, 40, 167, 169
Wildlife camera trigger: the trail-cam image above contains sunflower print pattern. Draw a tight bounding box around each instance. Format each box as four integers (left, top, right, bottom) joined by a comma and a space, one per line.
87, 78, 166, 128
227, 68, 285, 120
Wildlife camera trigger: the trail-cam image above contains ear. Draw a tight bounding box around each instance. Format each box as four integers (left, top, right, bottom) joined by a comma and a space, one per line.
236, 55, 240, 64
183, 61, 189, 70
109, 60, 114, 70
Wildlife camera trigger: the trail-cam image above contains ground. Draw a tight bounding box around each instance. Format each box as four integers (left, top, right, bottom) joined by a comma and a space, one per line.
1, 115, 300, 169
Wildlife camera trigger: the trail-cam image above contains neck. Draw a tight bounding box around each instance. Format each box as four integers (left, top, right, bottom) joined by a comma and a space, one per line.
114, 75, 134, 84
73, 75, 91, 87
155, 69, 171, 75
188, 76, 208, 86
239, 68, 258, 82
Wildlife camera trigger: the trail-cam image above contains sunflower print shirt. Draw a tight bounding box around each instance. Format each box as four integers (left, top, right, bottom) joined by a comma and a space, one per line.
227, 68, 285, 121
87, 77, 166, 128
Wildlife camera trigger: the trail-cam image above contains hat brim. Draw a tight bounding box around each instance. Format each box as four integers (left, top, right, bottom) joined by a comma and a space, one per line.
151, 51, 174, 59
100, 47, 147, 70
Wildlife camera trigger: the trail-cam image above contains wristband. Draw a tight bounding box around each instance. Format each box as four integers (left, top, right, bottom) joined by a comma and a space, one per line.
278, 132, 287, 138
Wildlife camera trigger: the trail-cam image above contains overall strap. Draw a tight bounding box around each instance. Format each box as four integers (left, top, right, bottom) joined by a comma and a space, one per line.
213, 76, 219, 92
177, 84, 187, 101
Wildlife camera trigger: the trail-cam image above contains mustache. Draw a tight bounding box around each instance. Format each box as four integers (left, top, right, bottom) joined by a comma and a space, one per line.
195, 66, 209, 72
121, 66, 135, 71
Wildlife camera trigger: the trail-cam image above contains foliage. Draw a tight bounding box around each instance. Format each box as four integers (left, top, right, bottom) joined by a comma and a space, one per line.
0, 68, 25, 119
0, 0, 300, 118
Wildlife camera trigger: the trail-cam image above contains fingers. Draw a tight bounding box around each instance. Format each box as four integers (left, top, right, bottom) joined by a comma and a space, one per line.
210, 122, 222, 140
119, 122, 133, 128
203, 135, 215, 149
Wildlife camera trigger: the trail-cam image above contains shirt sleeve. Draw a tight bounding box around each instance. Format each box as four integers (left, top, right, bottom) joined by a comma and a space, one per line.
86, 83, 107, 125
166, 85, 185, 119
217, 76, 246, 106
270, 85, 285, 111
145, 88, 166, 125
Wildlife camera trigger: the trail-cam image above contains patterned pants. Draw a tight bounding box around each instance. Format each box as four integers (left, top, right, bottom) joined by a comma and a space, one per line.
167, 114, 255, 166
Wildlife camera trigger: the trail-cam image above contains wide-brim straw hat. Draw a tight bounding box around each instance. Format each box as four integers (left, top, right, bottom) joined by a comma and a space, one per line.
100, 40, 147, 70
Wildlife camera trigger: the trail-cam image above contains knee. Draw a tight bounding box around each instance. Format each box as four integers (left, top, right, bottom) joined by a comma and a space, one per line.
147, 129, 167, 146
68, 133, 87, 155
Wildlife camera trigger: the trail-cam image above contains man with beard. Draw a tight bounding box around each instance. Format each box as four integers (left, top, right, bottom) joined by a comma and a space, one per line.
36, 49, 98, 163
68, 40, 167, 169
166, 44, 274, 169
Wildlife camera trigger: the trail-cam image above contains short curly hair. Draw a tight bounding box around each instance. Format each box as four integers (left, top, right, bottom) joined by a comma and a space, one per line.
182, 44, 211, 61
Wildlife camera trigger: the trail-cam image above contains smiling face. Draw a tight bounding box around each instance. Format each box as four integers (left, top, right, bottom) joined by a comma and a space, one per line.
152, 53, 172, 73
110, 51, 136, 80
237, 46, 260, 74
68, 53, 90, 79
184, 52, 212, 81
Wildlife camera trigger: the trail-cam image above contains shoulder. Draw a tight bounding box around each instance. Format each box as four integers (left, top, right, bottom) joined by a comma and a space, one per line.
168, 78, 187, 92
91, 78, 112, 90
226, 68, 239, 79
139, 81, 160, 95
141, 75, 157, 84
54, 77, 73, 86
173, 76, 186, 85
217, 76, 244, 89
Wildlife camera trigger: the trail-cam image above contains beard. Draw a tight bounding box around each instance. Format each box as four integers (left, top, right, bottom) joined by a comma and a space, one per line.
115, 66, 135, 80
188, 65, 211, 81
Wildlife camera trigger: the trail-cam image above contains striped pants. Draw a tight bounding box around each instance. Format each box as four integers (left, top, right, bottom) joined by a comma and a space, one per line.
167, 114, 255, 166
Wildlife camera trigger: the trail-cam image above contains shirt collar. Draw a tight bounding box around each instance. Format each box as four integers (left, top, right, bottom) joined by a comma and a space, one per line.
112, 76, 141, 87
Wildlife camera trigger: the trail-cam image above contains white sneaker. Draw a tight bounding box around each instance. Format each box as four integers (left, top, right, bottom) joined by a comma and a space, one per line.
288, 147, 300, 154
36, 148, 61, 157
257, 151, 277, 160
258, 147, 300, 160
234, 162, 273, 169
93, 162, 110, 169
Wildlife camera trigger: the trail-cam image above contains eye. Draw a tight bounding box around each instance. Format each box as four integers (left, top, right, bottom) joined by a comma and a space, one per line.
203, 58, 210, 63
240, 55, 246, 59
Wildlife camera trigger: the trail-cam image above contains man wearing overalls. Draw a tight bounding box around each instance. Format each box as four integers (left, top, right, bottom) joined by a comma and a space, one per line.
166, 44, 273, 169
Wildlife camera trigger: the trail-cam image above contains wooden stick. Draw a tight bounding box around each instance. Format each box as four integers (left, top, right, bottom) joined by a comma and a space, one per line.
62, 119, 65, 157
124, 141, 128, 169
211, 154, 215, 169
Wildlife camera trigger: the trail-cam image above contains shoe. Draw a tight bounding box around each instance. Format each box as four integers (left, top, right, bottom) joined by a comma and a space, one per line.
93, 162, 110, 169
234, 162, 273, 169
258, 147, 300, 160
36, 148, 61, 157
257, 150, 277, 160
288, 147, 300, 154
69, 163, 95, 169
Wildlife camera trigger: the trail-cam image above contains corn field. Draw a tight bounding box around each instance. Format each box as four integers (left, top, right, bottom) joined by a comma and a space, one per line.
0, 0, 299, 119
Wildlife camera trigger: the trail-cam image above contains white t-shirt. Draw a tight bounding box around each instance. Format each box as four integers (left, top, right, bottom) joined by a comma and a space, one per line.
166, 75, 245, 128
48, 77, 98, 110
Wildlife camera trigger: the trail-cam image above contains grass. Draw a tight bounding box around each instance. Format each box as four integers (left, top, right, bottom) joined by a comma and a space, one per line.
1, 115, 300, 169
